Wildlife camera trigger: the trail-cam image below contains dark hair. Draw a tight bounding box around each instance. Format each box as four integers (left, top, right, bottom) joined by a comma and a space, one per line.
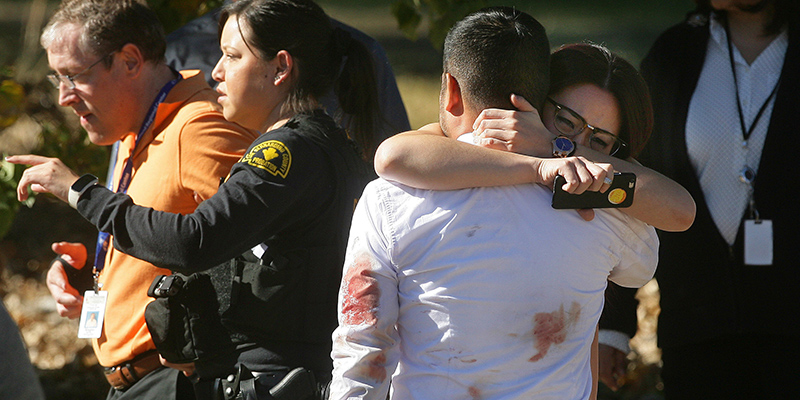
220, 0, 379, 158
549, 44, 653, 159
442, 6, 550, 112
695, 0, 798, 35
41, 0, 166, 66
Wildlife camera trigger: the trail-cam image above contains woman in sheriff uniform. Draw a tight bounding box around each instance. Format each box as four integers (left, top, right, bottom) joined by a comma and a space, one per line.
12, 0, 377, 398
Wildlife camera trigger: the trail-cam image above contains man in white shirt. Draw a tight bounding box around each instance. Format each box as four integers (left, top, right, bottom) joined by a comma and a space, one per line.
330, 7, 659, 399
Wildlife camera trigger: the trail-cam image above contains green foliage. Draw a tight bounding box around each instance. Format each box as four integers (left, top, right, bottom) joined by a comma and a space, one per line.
392, 0, 487, 49
0, 66, 110, 239
0, 1, 224, 239
147, 0, 225, 33
0, 156, 35, 239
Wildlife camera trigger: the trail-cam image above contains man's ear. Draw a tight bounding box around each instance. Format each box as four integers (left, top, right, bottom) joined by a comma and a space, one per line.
117, 43, 145, 78
443, 73, 464, 116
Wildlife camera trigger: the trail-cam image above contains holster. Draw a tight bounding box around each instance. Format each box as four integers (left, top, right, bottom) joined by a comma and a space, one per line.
214, 364, 319, 400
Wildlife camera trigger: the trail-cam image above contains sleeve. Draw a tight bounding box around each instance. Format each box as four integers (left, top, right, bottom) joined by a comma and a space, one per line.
176, 111, 258, 201
608, 217, 659, 288
76, 130, 328, 274
330, 183, 401, 400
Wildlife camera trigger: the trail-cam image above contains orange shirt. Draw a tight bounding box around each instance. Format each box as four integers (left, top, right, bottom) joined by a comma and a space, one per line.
93, 70, 258, 367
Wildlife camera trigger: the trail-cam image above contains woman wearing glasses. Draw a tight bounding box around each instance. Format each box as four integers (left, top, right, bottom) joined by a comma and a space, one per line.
375, 43, 695, 231
373, 42, 695, 394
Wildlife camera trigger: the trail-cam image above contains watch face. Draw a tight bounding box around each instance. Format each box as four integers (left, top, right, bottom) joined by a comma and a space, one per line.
554, 136, 575, 155
71, 174, 98, 191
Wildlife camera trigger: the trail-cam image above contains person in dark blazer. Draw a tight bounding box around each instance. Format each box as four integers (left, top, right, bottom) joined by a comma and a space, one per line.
633, 0, 800, 398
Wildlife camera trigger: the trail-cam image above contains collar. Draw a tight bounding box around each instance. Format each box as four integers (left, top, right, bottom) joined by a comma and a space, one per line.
709, 13, 789, 66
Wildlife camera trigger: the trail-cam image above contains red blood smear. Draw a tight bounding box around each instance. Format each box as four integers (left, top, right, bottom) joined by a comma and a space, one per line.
342, 254, 380, 326
529, 302, 580, 362
468, 386, 482, 399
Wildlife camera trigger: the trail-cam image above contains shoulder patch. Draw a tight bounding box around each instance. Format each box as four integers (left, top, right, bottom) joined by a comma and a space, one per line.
241, 140, 292, 178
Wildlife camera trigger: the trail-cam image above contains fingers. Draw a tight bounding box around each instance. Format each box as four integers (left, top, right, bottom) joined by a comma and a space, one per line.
509, 93, 535, 112
473, 102, 551, 157
4, 154, 51, 167
54, 291, 84, 319
472, 108, 515, 132
46, 262, 83, 319
576, 208, 596, 221
538, 157, 614, 195
52, 242, 88, 269
598, 344, 628, 391
159, 355, 196, 377
553, 157, 592, 194
474, 136, 510, 152
584, 162, 615, 194
12, 156, 79, 203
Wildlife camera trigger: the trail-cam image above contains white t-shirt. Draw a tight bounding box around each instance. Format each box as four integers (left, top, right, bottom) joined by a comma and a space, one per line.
330, 178, 658, 400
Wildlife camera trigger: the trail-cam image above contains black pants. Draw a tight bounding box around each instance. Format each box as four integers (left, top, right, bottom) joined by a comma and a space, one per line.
106, 367, 195, 400
660, 333, 800, 400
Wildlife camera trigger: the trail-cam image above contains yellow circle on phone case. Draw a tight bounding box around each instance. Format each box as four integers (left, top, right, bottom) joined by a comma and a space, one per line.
607, 188, 627, 205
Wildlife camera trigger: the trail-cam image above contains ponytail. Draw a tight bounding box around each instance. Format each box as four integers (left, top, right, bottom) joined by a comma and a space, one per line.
331, 27, 380, 159
221, 0, 381, 161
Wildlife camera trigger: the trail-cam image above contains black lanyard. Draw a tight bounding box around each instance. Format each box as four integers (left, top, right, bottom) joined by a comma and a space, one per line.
725, 22, 781, 144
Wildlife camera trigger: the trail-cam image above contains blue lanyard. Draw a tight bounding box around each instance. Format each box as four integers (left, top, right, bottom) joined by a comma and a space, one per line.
92, 76, 182, 282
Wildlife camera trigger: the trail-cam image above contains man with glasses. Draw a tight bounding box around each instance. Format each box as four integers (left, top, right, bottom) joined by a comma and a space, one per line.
8, 1, 257, 398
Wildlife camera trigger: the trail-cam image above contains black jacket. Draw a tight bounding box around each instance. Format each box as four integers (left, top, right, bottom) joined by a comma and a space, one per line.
78, 110, 371, 376
636, 10, 800, 348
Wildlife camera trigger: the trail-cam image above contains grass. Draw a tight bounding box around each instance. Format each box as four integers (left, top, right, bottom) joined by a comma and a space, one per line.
1, 0, 695, 131
318, 0, 696, 128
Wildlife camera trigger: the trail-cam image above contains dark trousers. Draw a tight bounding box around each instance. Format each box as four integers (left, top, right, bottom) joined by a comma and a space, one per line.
106, 367, 195, 400
661, 333, 800, 400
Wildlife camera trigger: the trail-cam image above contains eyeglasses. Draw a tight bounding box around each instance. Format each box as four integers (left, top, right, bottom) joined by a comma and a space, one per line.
47, 52, 114, 90
546, 97, 628, 157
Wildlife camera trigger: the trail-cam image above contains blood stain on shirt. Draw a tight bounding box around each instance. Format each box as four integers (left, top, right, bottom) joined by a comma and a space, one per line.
357, 351, 387, 384
528, 302, 581, 362
342, 253, 380, 325
468, 385, 482, 399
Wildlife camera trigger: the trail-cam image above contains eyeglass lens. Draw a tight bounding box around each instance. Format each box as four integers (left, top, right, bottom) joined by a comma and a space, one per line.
552, 106, 622, 156
47, 53, 109, 89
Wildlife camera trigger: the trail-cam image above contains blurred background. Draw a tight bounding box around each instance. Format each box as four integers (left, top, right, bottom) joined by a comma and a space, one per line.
1, 0, 694, 398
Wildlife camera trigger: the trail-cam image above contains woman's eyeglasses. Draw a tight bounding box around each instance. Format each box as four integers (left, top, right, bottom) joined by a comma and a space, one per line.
47, 52, 114, 90
546, 97, 627, 157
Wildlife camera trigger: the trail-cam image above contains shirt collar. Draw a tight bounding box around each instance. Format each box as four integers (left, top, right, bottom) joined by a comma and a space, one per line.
709, 12, 789, 66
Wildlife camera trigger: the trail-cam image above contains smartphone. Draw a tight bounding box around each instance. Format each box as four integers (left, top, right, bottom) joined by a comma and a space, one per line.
551, 172, 636, 209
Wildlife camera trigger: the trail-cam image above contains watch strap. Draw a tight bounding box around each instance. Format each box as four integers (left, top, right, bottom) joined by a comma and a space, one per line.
68, 174, 99, 209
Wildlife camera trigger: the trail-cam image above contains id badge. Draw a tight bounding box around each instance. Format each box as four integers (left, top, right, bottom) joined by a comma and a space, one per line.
78, 290, 108, 338
744, 219, 772, 266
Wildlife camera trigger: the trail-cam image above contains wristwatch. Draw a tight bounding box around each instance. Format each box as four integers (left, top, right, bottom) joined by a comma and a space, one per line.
68, 173, 98, 209
552, 135, 576, 158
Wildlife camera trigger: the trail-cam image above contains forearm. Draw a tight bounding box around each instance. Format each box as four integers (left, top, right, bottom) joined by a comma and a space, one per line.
76, 180, 270, 274
573, 145, 695, 231
375, 130, 541, 190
